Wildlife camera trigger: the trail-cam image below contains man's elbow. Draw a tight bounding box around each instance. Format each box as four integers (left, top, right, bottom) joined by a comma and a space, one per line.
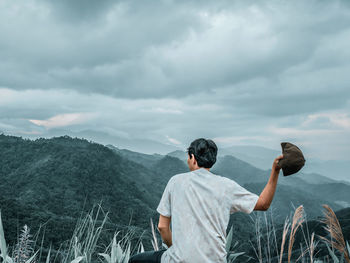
254, 204, 269, 211
262, 204, 270, 211
254, 198, 270, 211
158, 223, 170, 232
158, 226, 170, 232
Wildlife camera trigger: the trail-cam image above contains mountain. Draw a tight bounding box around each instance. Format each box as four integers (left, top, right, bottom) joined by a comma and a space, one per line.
105, 145, 190, 188
123, 147, 350, 217
0, 134, 164, 249
166, 150, 188, 163
17, 129, 182, 155
209, 155, 345, 221
17, 130, 350, 182
167, 150, 350, 213
151, 155, 188, 178
294, 182, 350, 207
292, 171, 339, 185
212, 155, 267, 184
219, 145, 280, 170
106, 144, 164, 169
217, 144, 350, 183
212, 155, 348, 220
302, 158, 350, 183
122, 149, 350, 221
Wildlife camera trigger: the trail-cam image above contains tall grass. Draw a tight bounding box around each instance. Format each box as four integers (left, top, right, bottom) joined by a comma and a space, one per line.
225, 225, 245, 262
288, 205, 305, 263
279, 216, 290, 263
247, 207, 288, 262
98, 232, 131, 263
12, 225, 35, 263
317, 204, 350, 263
58, 204, 109, 263
250, 204, 349, 263
0, 204, 348, 263
0, 212, 38, 263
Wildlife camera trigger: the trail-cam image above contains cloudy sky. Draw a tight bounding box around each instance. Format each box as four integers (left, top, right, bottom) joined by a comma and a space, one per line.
0, 0, 350, 160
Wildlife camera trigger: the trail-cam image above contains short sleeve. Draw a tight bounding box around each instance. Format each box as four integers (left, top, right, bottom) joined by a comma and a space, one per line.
156, 177, 174, 217
228, 180, 259, 214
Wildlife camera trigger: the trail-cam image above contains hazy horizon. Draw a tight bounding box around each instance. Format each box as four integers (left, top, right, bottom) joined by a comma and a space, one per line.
2, 131, 350, 183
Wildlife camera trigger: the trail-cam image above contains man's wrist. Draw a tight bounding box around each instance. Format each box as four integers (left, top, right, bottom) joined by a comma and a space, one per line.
269, 169, 280, 182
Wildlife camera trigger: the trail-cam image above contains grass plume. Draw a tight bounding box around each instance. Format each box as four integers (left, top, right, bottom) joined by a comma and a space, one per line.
288, 205, 305, 263
279, 216, 291, 263
318, 204, 350, 263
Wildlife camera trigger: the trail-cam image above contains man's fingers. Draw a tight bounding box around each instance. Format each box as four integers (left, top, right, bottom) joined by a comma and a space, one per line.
274, 155, 283, 164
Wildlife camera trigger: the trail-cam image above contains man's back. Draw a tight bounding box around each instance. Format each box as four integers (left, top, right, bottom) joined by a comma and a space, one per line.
156, 167, 259, 263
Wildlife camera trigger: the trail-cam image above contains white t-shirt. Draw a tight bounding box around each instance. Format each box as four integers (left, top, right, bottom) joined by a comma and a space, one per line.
156, 167, 259, 263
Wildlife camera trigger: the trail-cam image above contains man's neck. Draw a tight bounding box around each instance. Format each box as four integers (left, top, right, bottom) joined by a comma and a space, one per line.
194, 167, 210, 172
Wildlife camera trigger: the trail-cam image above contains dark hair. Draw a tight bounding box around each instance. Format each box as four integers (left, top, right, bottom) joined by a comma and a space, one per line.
187, 138, 218, 168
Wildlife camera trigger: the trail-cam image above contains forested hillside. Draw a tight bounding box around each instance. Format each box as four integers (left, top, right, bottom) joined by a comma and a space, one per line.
0, 134, 163, 249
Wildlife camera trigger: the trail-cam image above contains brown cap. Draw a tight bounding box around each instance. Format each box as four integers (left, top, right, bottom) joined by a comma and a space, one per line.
278, 142, 306, 176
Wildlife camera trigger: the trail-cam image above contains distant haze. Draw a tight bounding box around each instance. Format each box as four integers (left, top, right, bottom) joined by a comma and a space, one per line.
0, 0, 349, 164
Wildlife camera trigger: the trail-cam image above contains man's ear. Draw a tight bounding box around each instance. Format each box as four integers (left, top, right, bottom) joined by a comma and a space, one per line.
191, 154, 196, 165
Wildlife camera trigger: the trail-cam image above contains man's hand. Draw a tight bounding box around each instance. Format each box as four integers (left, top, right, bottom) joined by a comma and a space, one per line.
272, 154, 284, 173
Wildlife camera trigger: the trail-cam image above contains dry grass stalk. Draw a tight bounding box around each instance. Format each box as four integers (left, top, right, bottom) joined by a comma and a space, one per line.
150, 218, 159, 251
279, 216, 291, 263
295, 232, 316, 263
318, 204, 350, 263
288, 205, 305, 263
309, 232, 316, 262
296, 242, 309, 263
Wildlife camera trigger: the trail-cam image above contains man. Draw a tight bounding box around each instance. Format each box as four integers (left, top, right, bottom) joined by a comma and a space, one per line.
129, 138, 283, 263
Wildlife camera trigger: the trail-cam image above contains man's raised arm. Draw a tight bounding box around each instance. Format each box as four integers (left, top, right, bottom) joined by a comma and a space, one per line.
254, 154, 284, 211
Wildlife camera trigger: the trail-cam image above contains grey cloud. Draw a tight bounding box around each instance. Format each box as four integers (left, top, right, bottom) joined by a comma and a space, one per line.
43, 0, 117, 22
209, 77, 350, 118
0, 0, 205, 97
0, 0, 349, 101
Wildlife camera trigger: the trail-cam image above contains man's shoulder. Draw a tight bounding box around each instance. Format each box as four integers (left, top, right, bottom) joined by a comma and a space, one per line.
213, 174, 238, 186
169, 170, 236, 185
171, 171, 192, 181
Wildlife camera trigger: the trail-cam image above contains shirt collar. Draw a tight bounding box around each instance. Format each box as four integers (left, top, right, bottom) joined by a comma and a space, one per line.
193, 167, 211, 175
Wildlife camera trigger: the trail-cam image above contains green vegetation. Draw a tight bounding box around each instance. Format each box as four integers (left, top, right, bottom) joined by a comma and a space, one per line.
0, 205, 349, 262
0, 134, 166, 250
